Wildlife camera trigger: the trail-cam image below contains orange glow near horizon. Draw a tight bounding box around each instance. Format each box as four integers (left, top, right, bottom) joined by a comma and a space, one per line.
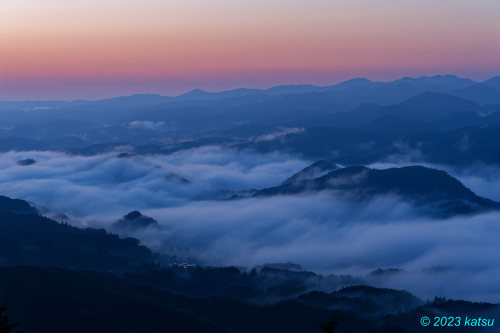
1, 0, 499, 99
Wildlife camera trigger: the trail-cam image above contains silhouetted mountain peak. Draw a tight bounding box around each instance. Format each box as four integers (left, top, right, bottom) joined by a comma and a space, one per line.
455, 83, 498, 94
449, 83, 500, 105
402, 91, 478, 107
188, 88, 206, 94
331, 77, 376, 90
17, 158, 37, 166
0, 198, 154, 270
394, 92, 480, 120
344, 77, 372, 83
282, 160, 339, 185
113, 211, 159, 231
124, 210, 143, 220
0, 195, 38, 214
393, 75, 476, 91
319, 166, 485, 204
424, 74, 462, 80
255, 166, 500, 217
98, 94, 166, 104
266, 84, 321, 94
176, 88, 210, 99
482, 75, 500, 91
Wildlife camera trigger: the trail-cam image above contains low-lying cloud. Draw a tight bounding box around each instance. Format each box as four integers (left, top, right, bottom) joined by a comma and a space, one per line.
126, 120, 175, 131
137, 196, 500, 302
0, 147, 308, 216
253, 127, 304, 142
1, 147, 500, 301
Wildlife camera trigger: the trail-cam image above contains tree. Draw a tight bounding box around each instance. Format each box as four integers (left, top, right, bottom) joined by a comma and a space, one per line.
317, 312, 340, 333
0, 303, 22, 333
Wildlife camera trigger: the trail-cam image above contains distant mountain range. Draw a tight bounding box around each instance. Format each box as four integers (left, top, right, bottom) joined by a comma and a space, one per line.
1, 75, 500, 169
174, 74, 495, 103
1, 74, 499, 129
231, 90, 500, 165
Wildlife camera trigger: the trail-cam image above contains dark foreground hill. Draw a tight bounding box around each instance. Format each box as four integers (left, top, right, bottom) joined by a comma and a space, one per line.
0, 194, 498, 332
0, 195, 38, 214
1, 266, 498, 333
0, 196, 155, 270
254, 165, 500, 218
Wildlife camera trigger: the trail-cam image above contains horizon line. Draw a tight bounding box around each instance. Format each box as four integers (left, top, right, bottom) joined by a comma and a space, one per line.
1, 73, 499, 103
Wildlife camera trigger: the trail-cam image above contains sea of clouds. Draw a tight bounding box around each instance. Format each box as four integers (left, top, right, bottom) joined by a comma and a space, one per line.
1, 147, 500, 301
0, 147, 308, 216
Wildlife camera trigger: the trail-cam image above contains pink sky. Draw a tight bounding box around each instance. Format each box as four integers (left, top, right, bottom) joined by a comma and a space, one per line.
1, 0, 499, 100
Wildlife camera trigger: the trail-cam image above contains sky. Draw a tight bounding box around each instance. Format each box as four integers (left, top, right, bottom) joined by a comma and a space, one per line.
1, 0, 499, 100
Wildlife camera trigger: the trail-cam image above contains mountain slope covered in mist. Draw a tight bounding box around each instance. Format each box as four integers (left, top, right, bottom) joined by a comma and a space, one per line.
0, 202, 498, 333
0, 196, 155, 270
254, 164, 500, 217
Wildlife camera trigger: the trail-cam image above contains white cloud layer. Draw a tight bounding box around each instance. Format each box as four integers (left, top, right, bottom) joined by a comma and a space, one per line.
1, 148, 500, 301
0, 147, 308, 216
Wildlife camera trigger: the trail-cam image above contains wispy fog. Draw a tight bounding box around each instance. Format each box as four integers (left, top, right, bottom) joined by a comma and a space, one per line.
0, 147, 308, 216
1, 148, 500, 301
135, 196, 500, 302
254, 127, 304, 142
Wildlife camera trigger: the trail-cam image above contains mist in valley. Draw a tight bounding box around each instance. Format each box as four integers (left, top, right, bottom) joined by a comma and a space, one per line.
1, 146, 500, 302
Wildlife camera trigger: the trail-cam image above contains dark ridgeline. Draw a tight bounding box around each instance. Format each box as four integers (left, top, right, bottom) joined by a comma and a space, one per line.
0, 196, 38, 215
0, 195, 155, 270
254, 164, 500, 218
111, 210, 159, 232
1, 75, 500, 167
1, 265, 498, 333
281, 160, 340, 185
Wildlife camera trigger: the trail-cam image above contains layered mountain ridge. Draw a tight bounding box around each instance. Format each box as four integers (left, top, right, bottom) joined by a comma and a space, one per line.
254, 164, 500, 218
